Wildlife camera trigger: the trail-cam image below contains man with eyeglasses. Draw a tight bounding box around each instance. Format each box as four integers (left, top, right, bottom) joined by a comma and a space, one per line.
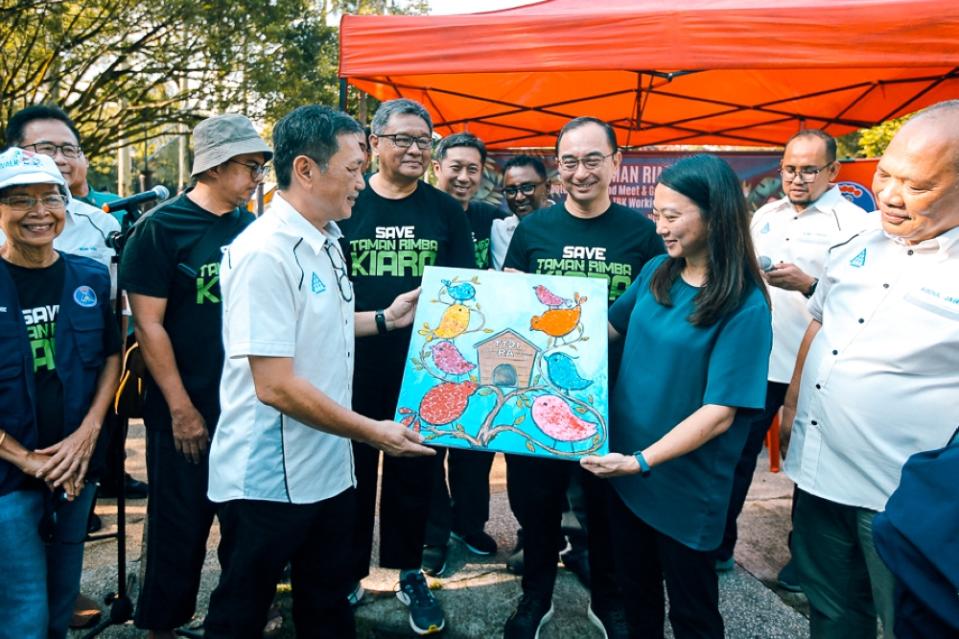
502, 117, 663, 639
118, 113, 271, 639
204, 104, 434, 639
716, 130, 871, 589
338, 98, 474, 636
421, 131, 506, 578
490, 155, 550, 270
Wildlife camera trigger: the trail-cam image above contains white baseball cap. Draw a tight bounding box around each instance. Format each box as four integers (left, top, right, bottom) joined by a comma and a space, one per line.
0, 147, 66, 192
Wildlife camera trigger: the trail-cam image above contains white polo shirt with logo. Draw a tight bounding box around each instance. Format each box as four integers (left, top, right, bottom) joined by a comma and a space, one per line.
209, 192, 356, 505
751, 186, 872, 383
784, 225, 959, 511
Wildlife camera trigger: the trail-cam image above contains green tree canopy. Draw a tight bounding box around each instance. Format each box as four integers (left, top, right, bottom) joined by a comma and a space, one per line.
1, 0, 345, 158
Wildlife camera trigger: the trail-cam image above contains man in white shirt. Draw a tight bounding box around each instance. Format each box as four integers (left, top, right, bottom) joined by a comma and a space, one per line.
716, 130, 871, 581
204, 104, 433, 639
782, 100, 959, 638
3, 105, 121, 278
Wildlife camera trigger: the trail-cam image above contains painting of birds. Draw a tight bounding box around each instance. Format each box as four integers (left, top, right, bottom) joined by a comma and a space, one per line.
443, 278, 476, 302
529, 294, 586, 339
544, 352, 593, 393
533, 284, 572, 308
429, 340, 476, 376
419, 303, 471, 342
531, 394, 598, 446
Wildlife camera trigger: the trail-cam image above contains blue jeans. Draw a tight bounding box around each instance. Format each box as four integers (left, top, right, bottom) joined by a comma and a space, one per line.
0, 484, 96, 639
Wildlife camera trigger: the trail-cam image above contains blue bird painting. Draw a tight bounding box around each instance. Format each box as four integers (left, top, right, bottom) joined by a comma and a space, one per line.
442, 278, 476, 302
544, 352, 593, 393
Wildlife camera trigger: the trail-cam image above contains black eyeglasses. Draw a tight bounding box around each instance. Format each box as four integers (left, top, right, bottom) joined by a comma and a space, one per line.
780, 163, 833, 183
23, 142, 83, 159
323, 243, 353, 302
558, 152, 614, 171
228, 159, 270, 180
376, 134, 432, 150
502, 182, 542, 197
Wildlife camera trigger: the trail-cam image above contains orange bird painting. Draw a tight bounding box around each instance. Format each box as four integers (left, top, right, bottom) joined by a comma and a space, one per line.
529, 292, 587, 338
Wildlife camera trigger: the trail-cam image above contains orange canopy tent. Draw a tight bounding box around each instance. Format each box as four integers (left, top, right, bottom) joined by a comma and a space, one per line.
338, 0, 959, 149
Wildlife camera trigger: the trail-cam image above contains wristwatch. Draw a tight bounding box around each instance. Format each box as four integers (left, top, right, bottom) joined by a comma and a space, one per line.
375, 310, 389, 335
632, 450, 651, 477
803, 278, 819, 299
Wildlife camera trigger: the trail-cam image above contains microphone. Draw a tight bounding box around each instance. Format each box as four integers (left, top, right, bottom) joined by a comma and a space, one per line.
102, 185, 170, 214
758, 256, 775, 272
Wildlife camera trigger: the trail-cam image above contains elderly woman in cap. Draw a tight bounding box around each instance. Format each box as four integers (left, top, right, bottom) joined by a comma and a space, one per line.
0, 148, 121, 639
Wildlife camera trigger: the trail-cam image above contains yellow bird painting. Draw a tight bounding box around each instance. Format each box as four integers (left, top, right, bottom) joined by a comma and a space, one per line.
418, 303, 471, 342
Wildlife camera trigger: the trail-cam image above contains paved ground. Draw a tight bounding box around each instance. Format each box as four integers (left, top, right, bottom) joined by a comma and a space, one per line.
72, 423, 810, 638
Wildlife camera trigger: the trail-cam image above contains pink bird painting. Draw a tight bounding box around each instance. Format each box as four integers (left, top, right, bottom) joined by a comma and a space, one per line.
531, 394, 598, 447
428, 340, 476, 376
533, 284, 572, 308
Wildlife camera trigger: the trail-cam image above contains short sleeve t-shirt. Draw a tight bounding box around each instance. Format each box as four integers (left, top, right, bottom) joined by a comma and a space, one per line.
466, 200, 507, 270
118, 194, 253, 422
6, 257, 121, 447
503, 202, 664, 304
338, 179, 476, 418
608, 255, 772, 550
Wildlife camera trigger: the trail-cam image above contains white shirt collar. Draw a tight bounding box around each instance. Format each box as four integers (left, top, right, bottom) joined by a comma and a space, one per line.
883, 223, 959, 256
269, 192, 342, 255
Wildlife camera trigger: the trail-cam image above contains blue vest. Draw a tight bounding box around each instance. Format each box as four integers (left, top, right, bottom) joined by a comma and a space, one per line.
0, 253, 112, 495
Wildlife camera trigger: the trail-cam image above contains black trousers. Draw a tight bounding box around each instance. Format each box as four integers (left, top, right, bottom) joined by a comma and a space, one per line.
505, 453, 619, 601
134, 423, 217, 630
716, 381, 788, 560
205, 490, 357, 639
351, 441, 441, 579
607, 490, 724, 639
424, 447, 494, 546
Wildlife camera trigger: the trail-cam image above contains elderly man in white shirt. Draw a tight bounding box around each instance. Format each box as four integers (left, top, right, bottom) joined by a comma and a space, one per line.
203, 105, 433, 639
782, 100, 959, 639
715, 130, 872, 578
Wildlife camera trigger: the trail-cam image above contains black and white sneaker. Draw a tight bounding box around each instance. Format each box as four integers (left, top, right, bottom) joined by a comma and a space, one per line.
451, 529, 498, 555
422, 543, 449, 577
395, 571, 446, 635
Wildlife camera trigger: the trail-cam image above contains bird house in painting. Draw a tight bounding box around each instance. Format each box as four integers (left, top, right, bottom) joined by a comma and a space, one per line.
475, 329, 541, 388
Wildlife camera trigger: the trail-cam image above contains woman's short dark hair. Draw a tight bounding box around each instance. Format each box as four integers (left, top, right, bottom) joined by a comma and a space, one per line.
649, 153, 768, 326
272, 105, 362, 189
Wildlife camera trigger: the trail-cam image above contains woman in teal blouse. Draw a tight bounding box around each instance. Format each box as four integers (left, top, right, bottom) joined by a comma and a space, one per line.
582, 154, 772, 638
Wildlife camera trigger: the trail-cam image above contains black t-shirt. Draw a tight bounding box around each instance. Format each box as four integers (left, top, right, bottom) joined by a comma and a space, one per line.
118, 193, 253, 422
466, 200, 508, 270
504, 202, 665, 304
7, 257, 121, 447
338, 179, 475, 418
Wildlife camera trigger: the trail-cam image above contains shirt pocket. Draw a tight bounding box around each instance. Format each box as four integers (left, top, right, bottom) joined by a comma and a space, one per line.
902, 288, 959, 321
71, 309, 105, 367
0, 341, 27, 427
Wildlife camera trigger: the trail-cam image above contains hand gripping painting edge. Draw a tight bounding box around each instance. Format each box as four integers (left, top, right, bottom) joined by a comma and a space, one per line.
395, 265, 609, 460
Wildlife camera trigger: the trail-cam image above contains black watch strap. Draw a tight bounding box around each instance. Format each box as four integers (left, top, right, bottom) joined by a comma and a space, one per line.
375, 310, 388, 335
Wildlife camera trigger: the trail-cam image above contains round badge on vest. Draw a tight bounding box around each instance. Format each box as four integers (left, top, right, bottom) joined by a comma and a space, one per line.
73, 286, 98, 308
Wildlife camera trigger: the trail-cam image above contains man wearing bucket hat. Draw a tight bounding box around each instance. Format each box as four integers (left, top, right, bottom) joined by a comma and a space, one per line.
118, 114, 271, 639
0, 147, 121, 639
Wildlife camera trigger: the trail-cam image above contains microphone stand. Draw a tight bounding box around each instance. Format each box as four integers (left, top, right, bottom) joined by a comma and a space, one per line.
82, 204, 138, 638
